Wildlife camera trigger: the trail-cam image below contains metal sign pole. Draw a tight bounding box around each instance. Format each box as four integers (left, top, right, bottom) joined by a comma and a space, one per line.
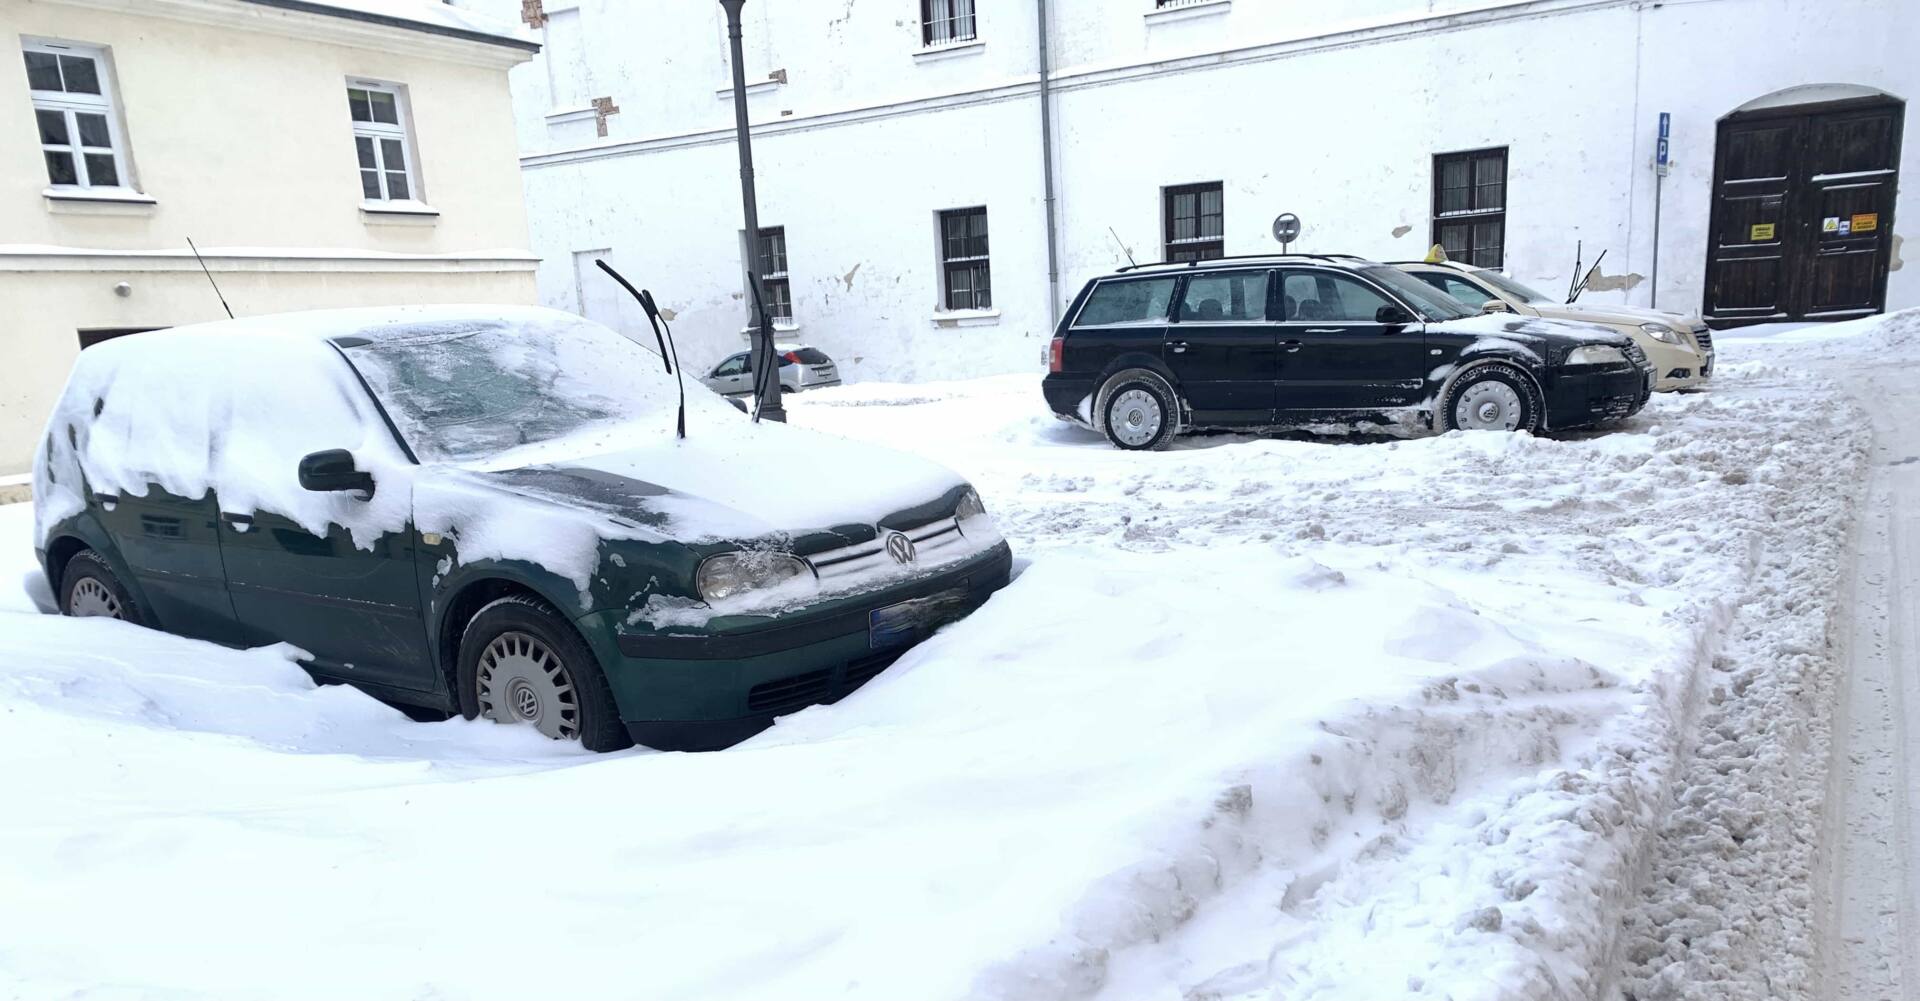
1652, 112, 1670, 309
1272, 213, 1301, 255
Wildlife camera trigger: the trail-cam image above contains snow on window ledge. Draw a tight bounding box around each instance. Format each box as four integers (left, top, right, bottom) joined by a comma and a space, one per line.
1145, 0, 1231, 24
929, 307, 1000, 327
360, 200, 440, 226
43, 187, 157, 216
714, 78, 782, 101
737, 322, 802, 337
913, 38, 985, 62
544, 106, 597, 125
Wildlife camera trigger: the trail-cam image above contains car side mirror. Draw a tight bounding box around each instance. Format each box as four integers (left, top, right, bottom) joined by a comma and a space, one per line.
1376, 304, 1415, 325
298, 449, 375, 498
1481, 299, 1512, 314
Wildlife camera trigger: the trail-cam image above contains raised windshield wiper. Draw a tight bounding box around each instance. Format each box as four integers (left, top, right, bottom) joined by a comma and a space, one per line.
595, 259, 687, 441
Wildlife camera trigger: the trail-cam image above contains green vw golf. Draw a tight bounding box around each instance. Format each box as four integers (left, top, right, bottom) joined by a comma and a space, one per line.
32, 306, 1012, 751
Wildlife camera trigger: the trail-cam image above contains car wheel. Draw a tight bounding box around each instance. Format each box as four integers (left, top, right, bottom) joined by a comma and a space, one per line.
457, 594, 630, 752
1097, 370, 1181, 451
60, 549, 143, 624
1442, 363, 1541, 433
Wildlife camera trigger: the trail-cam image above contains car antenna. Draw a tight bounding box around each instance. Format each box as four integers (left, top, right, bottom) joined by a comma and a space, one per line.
1108, 226, 1138, 268
186, 237, 233, 319
594, 258, 686, 440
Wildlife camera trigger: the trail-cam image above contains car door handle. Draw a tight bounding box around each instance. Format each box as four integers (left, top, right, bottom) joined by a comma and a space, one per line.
95, 492, 119, 511
221, 512, 254, 530
1281, 339, 1304, 352
1168, 340, 1189, 354
1304, 328, 1343, 334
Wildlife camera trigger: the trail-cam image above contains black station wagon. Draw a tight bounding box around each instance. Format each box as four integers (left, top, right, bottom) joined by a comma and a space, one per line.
1042, 255, 1656, 449
33, 306, 1011, 751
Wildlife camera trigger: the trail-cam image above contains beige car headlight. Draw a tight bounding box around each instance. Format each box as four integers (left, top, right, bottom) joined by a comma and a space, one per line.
1638, 322, 1683, 345
696, 551, 810, 602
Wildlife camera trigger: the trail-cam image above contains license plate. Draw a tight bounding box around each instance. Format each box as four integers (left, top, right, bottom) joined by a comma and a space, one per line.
1646, 371, 1657, 392
869, 583, 971, 650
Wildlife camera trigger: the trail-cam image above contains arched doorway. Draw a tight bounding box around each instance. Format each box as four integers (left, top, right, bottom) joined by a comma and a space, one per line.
1703, 85, 1904, 326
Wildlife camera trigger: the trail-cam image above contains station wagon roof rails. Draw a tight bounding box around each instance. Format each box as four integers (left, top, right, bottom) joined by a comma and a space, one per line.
1115, 253, 1375, 273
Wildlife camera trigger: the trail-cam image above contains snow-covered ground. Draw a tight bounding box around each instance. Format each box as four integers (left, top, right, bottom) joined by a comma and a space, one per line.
1, 311, 1909, 1001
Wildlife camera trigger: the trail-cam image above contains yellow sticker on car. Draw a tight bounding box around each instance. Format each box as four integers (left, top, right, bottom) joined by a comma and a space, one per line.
1750, 223, 1776, 241
1852, 213, 1879, 233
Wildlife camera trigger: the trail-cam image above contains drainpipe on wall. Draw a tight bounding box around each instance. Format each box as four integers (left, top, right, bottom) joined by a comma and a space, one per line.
1036, 0, 1061, 330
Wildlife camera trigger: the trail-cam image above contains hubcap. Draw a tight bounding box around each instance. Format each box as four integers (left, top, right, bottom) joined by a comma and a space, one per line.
476, 631, 580, 740
1453, 380, 1525, 431
67, 577, 123, 619
1109, 388, 1164, 447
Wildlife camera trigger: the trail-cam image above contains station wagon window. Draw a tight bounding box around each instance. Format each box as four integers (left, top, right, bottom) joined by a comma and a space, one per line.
347, 82, 419, 202
1433, 147, 1507, 268
1414, 272, 1496, 309
24, 41, 132, 191
1177, 271, 1268, 322
1163, 182, 1224, 262
1074, 277, 1177, 326
1280, 272, 1394, 323
938, 207, 992, 310
714, 353, 749, 376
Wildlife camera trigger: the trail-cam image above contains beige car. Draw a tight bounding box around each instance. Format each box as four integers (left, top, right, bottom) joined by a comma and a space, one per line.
1396, 260, 1713, 391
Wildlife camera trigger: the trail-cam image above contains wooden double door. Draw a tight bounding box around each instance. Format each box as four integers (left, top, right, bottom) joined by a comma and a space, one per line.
1704, 97, 1904, 325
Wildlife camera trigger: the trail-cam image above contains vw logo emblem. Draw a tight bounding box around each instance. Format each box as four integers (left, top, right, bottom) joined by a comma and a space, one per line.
883, 531, 916, 565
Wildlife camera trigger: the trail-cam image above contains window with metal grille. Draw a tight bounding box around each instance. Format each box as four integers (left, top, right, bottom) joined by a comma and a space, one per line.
1164, 182, 1224, 262
938, 207, 991, 310
24, 41, 131, 191
921, 0, 977, 46
1432, 147, 1506, 268
347, 83, 419, 202
757, 227, 792, 323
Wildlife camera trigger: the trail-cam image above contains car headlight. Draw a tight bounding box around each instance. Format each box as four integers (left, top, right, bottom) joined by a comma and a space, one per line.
955, 489, 986, 522
1638, 322, 1682, 344
695, 551, 811, 602
1565, 345, 1628, 366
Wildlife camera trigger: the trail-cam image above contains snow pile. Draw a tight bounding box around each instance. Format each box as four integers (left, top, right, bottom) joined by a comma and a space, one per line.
0, 311, 1895, 1000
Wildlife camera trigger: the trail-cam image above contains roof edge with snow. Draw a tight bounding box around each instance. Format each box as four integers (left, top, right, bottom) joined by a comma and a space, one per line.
237, 0, 540, 52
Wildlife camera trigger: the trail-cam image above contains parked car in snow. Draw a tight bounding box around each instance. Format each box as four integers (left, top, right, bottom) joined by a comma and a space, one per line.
1042, 254, 1656, 450
1394, 259, 1714, 391
701, 344, 841, 397
32, 307, 1010, 751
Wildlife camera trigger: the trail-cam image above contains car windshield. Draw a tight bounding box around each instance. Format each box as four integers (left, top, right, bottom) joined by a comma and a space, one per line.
1360, 266, 1476, 321
340, 313, 683, 462
1476, 269, 1558, 305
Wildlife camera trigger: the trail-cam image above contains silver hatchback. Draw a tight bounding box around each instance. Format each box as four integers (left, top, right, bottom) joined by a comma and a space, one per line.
701, 344, 841, 396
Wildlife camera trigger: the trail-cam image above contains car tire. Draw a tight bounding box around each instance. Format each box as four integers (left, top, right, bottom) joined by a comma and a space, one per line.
59, 549, 144, 625
1096, 370, 1182, 451
456, 594, 631, 752
1441, 363, 1541, 434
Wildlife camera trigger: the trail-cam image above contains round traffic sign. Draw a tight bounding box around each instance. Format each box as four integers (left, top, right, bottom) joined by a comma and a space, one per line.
1272, 213, 1302, 243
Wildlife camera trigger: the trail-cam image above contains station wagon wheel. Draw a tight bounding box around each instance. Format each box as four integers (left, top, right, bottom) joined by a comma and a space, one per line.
476, 631, 579, 741
1441, 364, 1541, 434
1097, 370, 1182, 451
455, 593, 631, 752
59, 549, 144, 625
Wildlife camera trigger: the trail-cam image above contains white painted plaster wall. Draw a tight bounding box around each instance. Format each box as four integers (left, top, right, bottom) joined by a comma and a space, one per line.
478, 0, 1917, 385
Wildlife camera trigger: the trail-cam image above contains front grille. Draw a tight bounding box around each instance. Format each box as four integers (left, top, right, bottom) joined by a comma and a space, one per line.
1622, 341, 1649, 368
1692, 326, 1714, 352
746, 669, 832, 713
843, 651, 900, 691
808, 516, 969, 582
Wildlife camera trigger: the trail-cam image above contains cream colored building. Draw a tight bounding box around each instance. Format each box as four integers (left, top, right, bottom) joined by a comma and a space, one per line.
0, 0, 540, 478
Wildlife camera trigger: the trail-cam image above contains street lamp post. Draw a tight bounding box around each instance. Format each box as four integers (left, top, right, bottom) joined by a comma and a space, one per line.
718, 0, 785, 422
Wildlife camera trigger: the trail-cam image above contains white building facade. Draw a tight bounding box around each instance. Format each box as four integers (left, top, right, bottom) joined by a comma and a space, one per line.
1, 0, 541, 478
475, 0, 1916, 384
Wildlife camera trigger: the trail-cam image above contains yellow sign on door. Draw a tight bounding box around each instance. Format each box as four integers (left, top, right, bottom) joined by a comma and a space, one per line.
1750, 223, 1776, 241
1852, 213, 1879, 233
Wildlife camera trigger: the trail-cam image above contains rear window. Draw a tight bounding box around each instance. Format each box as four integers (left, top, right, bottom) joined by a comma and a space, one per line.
787, 347, 832, 364
1074, 277, 1177, 327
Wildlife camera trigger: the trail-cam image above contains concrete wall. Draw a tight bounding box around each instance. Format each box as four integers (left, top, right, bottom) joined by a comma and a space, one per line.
0, 0, 540, 475
483, 0, 1917, 387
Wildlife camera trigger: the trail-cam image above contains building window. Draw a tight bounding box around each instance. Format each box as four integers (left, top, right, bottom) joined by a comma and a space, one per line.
347, 83, 418, 202
938, 207, 991, 310
1164, 182, 1224, 262
756, 227, 792, 323
23, 41, 130, 191
1433, 147, 1506, 268
922, 0, 978, 45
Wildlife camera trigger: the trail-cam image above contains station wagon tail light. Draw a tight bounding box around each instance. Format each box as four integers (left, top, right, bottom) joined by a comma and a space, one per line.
696, 551, 811, 602
1048, 336, 1065, 373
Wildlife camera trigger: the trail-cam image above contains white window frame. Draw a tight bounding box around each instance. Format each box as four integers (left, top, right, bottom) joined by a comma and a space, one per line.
346, 79, 423, 206
23, 39, 135, 194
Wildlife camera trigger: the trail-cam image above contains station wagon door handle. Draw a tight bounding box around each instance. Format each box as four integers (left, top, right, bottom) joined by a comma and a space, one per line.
95, 493, 119, 511
1281, 339, 1304, 352
221, 512, 254, 530
1168, 340, 1189, 353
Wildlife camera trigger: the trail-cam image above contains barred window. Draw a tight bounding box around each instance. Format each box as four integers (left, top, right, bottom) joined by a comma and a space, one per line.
938, 207, 991, 311
1432, 147, 1507, 268
1164, 182, 1224, 262
756, 227, 792, 323
921, 0, 977, 46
